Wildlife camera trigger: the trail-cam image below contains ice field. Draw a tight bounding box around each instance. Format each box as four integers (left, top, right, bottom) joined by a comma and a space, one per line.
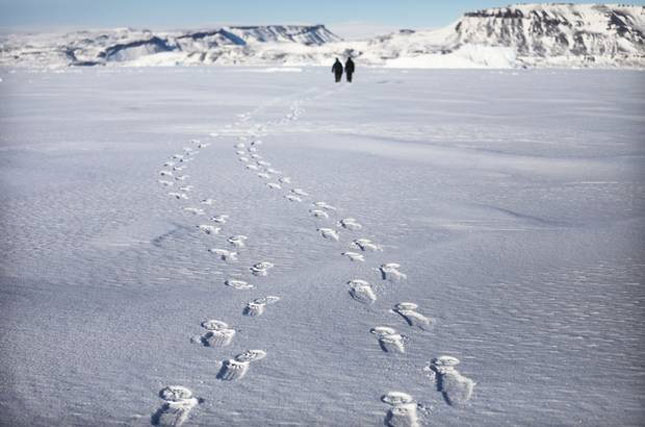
0, 67, 644, 426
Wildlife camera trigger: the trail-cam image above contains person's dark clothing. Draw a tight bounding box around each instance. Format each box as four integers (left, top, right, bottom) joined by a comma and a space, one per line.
345, 58, 355, 82
332, 60, 343, 83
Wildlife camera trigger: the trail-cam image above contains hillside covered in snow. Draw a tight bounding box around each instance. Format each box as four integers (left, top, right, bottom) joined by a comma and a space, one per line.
1, 3, 644, 68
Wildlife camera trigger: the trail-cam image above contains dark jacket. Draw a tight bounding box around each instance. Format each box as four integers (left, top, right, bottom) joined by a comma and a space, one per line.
345, 58, 355, 74
332, 60, 343, 75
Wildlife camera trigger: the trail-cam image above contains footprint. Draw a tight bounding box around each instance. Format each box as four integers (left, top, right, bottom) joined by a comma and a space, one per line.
426, 356, 475, 407
247, 146, 258, 153
168, 192, 189, 200
151, 386, 199, 427
208, 249, 238, 263
163, 161, 175, 167
267, 182, 282, 190
246, 164, 259, 171
392, 303, 434, 331
267, 168, 282, 175
370, 327, 406, 353
239, 156, 250, 163
243, 296, 280, 316
227, 235, 248, 248
236, 150, 246, 155
210, 214, 229, 224
381, 392, 420, 427
184, 207, 205, 215
250, 153, 262, 160
158, 180, 174, 187
285, 194, 302, 202
380, 263, 407, 281
172, 154, 184, 160
197, 225, 221, 235
235, 143, 245, 149
310, 209, 329, 219
312, 201, 337, 211
257, 172, 271, 179
197, 143, 210, 149
251, 140, 263, 146
318, 228, 340, 241
291, 188, 309, 197
250, 261, 274, 276
341, 252, 365, 262
174, 175, 190, 181
338, 218, 362, 231
439, 371, 476, 407
257, 160, 271, 167
235, 350, 267, 362
243, 301, 265, 317
200, 320, 235, 344
173, 166, 186, 172
160, 170, 174, 177
200, 199, 216, 205
225, 279, 254, 290
352, 239, 382, 252
381, 391, 415, 406
427, 356, 460, 377
192, 320, 236, 347
348, 279, 376, 304
279, 177, 292, 184
180, 185, 194, 192
217, 349, 267, 381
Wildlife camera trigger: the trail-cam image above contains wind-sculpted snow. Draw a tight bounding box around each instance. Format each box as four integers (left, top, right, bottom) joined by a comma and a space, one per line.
1, 67, 643, 426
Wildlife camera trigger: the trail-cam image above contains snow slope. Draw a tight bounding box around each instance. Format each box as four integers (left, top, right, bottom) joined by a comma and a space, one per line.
1, 4, 643, 68
0, 67, 643, 426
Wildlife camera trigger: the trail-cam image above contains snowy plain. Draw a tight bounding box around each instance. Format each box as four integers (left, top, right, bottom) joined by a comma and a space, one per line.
0, 66, 644, 426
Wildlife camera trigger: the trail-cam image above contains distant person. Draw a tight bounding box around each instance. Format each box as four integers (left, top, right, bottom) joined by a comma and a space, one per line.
345, 57, 355, 82
332, 58, 343, 83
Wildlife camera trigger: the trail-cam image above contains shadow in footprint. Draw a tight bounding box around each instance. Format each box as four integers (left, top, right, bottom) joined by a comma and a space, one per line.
151, 223, 191, 248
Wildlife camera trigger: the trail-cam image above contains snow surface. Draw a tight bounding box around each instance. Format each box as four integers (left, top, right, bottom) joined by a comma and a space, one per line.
0, 67, 644, 426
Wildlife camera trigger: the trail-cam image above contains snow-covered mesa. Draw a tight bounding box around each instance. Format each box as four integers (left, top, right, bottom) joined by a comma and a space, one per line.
1, 3, 644, 68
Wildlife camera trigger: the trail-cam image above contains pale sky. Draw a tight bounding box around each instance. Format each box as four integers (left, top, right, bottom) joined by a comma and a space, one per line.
2, 0, 644, 38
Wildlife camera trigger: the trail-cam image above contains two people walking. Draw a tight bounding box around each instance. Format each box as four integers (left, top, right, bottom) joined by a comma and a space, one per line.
332, 57, 355, 83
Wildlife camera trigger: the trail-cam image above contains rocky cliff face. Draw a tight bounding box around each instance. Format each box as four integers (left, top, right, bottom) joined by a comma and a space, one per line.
453, 4, 645, 66
1, 4, 643, 69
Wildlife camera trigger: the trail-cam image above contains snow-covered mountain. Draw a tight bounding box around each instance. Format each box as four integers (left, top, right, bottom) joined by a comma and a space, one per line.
454, 3, 645, 67
354, 3, 645, 68
1, 4, 644, 68
0, 25, 342, 67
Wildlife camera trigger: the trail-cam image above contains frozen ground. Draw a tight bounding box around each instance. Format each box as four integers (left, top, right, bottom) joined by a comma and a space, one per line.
0, 67, 644, 426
